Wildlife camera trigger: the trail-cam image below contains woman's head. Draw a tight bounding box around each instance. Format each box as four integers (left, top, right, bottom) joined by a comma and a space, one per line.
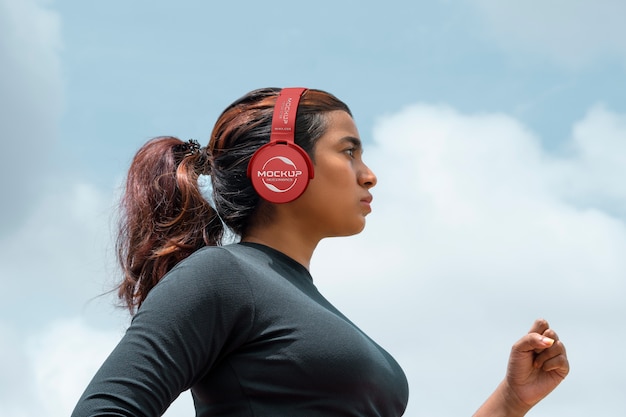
116, 87, 352, 312
207, 87, 352, 236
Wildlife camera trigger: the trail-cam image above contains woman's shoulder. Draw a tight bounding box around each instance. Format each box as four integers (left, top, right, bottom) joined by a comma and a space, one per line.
137, 244, 257, 321
174, 243, 239, 270
159, 244, 249, 290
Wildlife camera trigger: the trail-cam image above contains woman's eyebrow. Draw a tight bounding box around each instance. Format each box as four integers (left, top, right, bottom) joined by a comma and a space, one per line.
339, 136, 363, 151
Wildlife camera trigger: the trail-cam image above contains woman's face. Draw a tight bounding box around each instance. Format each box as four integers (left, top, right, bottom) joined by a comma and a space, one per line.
289, 110, 377, 239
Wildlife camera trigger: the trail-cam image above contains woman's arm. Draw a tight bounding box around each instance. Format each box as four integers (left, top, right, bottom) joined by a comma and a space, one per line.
473, 319, 570, 417
70, 249, 253, 416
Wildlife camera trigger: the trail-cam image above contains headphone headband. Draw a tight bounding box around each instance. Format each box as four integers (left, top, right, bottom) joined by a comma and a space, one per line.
269, 88, 307, 144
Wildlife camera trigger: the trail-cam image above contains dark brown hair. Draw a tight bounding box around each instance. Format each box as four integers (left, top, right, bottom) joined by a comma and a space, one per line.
116, 88, 351, 312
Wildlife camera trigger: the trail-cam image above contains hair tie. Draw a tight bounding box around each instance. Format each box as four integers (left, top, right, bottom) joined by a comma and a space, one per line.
187, 139, 202, 155
174, 139, 202, 156
172, 139, 212, 175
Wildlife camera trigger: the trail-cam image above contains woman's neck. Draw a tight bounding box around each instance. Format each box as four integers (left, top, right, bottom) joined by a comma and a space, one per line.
241, 222, 320, 270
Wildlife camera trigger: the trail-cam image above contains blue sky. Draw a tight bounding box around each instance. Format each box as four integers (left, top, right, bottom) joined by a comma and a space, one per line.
1, 0, 625, 416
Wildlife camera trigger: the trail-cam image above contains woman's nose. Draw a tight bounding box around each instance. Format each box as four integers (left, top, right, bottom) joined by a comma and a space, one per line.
359, 162, 377, 189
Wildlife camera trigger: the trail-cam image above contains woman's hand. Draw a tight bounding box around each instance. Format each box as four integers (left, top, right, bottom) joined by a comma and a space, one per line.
474, 319, 570, 417
505, 318, 570, 409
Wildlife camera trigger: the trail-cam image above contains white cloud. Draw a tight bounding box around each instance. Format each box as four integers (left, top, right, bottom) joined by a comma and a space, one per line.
0, 318, 116, 417
0, 180, 119, 322
0, 0, 64, 235
27, 319, 121, 416
468, 0, 626, 68
560, 104, 626, 211
0, 321, 38, 417
313, 102, 626, 416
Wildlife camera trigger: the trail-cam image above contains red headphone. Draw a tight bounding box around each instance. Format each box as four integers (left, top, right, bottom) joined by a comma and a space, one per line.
247, 88, 314, 203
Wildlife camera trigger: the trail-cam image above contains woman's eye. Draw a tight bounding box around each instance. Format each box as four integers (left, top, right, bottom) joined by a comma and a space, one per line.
345, 148, 355, 158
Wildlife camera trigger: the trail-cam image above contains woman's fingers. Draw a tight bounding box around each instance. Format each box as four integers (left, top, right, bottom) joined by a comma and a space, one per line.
528, 318, 550, 336
511, 330, 554, 354
533, 330, 568, 375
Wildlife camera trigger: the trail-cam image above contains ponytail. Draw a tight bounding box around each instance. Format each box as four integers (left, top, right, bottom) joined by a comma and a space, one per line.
116, 136, 222, 313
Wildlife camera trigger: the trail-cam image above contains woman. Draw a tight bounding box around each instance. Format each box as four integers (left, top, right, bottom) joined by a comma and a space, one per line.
71, 87, 569, 416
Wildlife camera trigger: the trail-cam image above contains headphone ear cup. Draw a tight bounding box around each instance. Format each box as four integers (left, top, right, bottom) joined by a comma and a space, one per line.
247, 142, 314, 203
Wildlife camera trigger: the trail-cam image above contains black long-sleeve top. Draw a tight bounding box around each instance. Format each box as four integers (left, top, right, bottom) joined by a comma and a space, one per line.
71, 242, 409, 416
